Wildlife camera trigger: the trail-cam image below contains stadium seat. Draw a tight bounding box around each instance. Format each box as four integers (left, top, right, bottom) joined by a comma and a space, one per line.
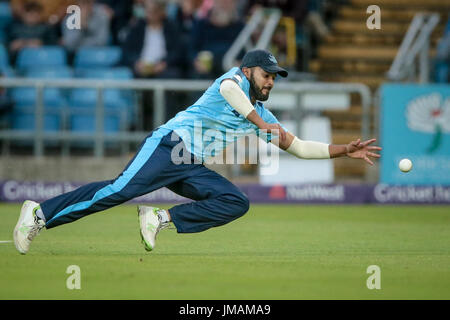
68, 88, 97, 107
74, 46, 122, 69
75, 66, 133, 79
0, 43, 9, 71
68, 88, 127, 109
75, 67, 134, 123
70, 114, 120, 134
11, 87, 65, 107
1, 66, 15, 78
0, 2, 12, 22
11, 109, 61, 132
11, 107, 61, 147
26, 66, 73, 79
0, 2, 12, 44
9, 67, 73, 107
69, 89, 132, 137
16, 46, 67, 71
68, 86, 126, 139
76, 67, 133, 103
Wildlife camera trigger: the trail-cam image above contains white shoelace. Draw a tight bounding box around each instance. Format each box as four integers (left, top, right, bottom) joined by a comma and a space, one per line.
159, 221, 175, 231
27, 217, 45, 241
156, 211, 176, 231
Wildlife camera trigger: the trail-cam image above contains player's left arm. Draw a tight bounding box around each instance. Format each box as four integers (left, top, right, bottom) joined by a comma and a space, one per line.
274, 132, 382, 165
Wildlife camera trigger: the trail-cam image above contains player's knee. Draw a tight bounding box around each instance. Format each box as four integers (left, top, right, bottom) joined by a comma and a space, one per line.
233, 192, 250, 217
215, 190, 249, 222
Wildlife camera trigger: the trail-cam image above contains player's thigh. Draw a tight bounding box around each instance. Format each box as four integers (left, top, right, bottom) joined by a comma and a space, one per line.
166, 165, 247, 202
111, 130, 176, 197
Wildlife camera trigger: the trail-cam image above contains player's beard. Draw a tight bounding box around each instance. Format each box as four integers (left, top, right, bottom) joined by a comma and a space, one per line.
249, 70, 271, 101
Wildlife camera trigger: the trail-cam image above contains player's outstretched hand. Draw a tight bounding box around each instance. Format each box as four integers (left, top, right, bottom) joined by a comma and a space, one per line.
346, 138, 382, 165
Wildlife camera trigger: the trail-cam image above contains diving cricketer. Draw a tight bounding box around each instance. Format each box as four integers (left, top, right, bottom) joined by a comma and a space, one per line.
14, 49, 381, 254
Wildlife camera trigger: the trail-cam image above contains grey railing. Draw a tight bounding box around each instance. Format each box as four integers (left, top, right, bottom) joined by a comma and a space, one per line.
0, 78, 372, 162
387, 13, 441, 83
223, 8, 282, 71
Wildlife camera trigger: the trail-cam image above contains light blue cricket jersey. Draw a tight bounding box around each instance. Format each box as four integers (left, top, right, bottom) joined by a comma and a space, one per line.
160, 67, 286, 161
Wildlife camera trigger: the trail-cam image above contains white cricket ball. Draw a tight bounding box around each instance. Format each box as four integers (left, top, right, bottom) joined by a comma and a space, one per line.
399, 158, 413, 172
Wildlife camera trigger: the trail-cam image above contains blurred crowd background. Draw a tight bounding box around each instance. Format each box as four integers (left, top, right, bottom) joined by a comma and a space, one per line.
0, 0, 448, 183
0, 0, 342, 129
0, 0, 335, 79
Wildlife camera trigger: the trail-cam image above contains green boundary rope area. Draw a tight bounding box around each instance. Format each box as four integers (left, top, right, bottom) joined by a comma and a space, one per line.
0, 203, 449, 300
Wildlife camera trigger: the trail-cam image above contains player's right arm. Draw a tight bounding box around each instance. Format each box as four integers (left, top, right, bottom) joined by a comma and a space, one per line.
219, 79, 287, 142
220, 79, 380, 164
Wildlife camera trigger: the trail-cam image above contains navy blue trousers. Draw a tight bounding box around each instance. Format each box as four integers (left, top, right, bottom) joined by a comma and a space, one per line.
40, 128, 249, 233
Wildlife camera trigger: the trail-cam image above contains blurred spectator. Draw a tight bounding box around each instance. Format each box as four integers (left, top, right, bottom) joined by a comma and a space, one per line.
167, 0, 203, 77
6, 1, 58, 61
243, 0, 329, 36
120, 0, 182, 79
197, 0, 214, 19
10, 0, 72, 25
129, 0, 147, 21
167, 0, 202, 35
243, 0, 329, 71
189, 0, 245, 79
115, 0, 146, 46
244, 0, 309, 24
97, 0, 133, 45
61, 0, 111, 54
120, 0, 184, 127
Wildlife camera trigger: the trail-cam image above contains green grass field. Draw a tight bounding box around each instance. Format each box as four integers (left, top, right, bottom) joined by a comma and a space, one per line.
0, 203, 449, 299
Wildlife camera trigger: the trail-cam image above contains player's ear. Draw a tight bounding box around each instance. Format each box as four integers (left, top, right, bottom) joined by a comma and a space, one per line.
241, 67, 251, 79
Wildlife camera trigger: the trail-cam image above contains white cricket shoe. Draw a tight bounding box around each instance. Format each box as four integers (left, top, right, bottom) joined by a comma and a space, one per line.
138, 206, 171, 251
13, 200, 45, 254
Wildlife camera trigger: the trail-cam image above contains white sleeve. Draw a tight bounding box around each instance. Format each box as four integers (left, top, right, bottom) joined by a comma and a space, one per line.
286, 136, 330, 159
219, 79, 255, 118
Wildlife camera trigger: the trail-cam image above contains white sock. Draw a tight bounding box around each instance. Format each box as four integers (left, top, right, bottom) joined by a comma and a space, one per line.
34, 208, 46, 223
157, 210, 170, 223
